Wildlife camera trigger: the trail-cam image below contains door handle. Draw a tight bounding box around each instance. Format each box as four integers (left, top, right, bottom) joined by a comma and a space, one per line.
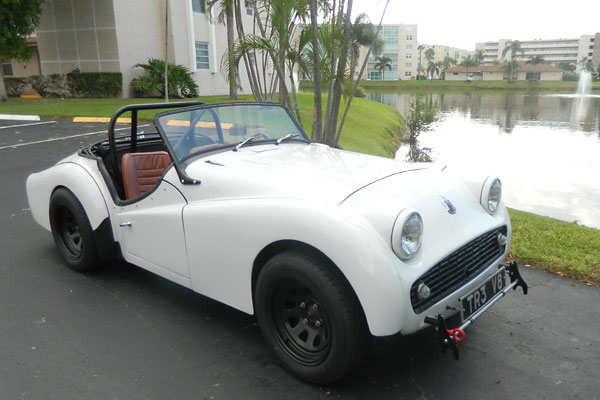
119, 222, 132, 227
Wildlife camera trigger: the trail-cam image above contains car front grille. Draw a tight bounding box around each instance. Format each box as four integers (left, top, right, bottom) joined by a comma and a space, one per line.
410, 226, 507, 314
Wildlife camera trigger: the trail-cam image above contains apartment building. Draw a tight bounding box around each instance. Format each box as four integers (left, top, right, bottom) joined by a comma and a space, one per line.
476, 34, 599, 73
34, 0, 258, 97
364, 24, 418, 80
417, 44, 473, 76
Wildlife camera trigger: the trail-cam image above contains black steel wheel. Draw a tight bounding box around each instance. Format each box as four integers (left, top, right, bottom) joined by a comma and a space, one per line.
49, 188, 100, 271
255, 250, 370, 384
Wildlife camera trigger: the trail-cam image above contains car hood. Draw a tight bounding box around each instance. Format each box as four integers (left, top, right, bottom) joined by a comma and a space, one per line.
184, 143, 425, 204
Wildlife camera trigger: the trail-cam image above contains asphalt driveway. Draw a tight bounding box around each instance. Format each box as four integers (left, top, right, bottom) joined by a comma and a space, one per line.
1, 118, 598, 399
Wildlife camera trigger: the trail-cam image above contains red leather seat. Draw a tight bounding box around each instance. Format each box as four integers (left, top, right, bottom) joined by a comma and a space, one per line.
122, 151, 172, 200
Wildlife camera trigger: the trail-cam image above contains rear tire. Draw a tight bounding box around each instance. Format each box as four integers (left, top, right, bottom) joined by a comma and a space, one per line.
49, 188, 100, 271
255, 250, 370, 384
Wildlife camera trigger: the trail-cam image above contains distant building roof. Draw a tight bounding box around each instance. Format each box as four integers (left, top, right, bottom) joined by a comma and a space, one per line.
445, 61, 564, 73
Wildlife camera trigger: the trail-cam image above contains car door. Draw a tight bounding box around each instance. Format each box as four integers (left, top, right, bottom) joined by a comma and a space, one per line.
116, 168, 190, 284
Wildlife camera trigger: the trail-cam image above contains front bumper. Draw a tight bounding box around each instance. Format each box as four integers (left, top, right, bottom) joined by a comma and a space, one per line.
424, 261, 528, 359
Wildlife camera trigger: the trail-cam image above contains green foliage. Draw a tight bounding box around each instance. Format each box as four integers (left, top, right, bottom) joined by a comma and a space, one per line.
403, 97, 438, 143
67, 69, 122, 97
28, 74, 68, 98
0, 0, 43, 60
131, 58, 199, 98
509, 208, 600, 286
3, 77, 27, 96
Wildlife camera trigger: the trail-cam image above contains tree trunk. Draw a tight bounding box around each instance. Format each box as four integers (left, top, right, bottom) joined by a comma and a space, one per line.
308, 0, 322, 143
323, 0, 353, 147
226, 5, 238, 100
0, 68, 7, 102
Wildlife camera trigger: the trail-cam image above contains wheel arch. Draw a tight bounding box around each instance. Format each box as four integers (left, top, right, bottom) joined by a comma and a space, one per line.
251, 240, 368, 325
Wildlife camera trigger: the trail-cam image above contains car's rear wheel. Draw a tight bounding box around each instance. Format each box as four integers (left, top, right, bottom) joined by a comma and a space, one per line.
49, 188, 99, 271
255, 250, 370, 384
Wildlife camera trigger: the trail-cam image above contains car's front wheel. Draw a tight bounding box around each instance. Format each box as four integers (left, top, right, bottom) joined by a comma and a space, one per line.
49, 188, 100, 271
255, 250, 370, 384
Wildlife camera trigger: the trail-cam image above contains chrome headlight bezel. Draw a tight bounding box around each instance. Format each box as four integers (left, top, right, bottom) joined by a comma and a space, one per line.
392, 209, 424, 260
480, 177, 502, 214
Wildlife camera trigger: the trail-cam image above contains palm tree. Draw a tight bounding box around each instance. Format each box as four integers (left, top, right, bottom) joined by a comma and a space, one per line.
440, 56, 455, 80
527, 55, 545, 66
417, 44, 425, 79
349, 13, 381, 83
503, 59, 519, 81
207, 0, 237, 99
425, 48, 435, 63
426, 61, 440, 80
474, 49, 484, 65
502, 40, 524, 82
459, 55, 477, 81
374, 55, 392, 80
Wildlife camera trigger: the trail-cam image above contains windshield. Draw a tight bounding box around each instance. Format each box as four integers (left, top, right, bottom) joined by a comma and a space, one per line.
155, 103, 309, 162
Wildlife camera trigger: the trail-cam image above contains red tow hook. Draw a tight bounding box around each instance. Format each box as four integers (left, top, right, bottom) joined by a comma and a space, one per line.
447, 328, 466, 342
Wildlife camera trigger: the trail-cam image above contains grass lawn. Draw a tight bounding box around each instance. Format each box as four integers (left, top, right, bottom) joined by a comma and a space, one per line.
0, 93, 402, 158
508, 209, 600, 286
2, 93, 598, 285
301, 79, 600, 92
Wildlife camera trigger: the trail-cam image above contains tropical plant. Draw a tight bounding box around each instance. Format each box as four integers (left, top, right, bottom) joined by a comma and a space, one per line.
459, 55, 477, 80
131, 58, 198, 98
417, 44, 425, 79
556, 62, 576, 75
207, 0, 238, 100
0, 0, 43, 101
374, 55, 392, 80
502, 40, 524, 82
474, 49, 484, 65
349, 13, 381, 83
426, 61, 439, 80
526, 55, 545, 66
503, 59, 520, 81
424, 48, 435, 63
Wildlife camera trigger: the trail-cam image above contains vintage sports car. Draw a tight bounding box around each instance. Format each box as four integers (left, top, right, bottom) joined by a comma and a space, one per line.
27, 102, 527, 384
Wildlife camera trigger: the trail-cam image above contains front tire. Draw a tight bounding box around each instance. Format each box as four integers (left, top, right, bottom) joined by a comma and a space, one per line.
49, 188, 100, 271
255, 250, 370, 384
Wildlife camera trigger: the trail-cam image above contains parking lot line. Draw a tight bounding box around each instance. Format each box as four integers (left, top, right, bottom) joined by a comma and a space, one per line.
0, 121, 57, 130
0, 124, 150, 151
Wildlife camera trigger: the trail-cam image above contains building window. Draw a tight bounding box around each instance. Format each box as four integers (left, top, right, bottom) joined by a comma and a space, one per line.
405, 62, 412, 67
406, 44, 412, 50
245, 0, 252, 15
406, 35, 412, 41
405, 53, 412, 59
192, 0, 205, 13
405, 71, 412, 77
195, 42, 209, 69
1, 61, 12, 76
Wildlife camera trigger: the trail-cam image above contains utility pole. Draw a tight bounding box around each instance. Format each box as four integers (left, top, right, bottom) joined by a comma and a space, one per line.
164, 0, 169, 102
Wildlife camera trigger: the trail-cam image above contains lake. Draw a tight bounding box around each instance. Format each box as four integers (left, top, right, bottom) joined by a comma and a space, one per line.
366, 90, 600, 229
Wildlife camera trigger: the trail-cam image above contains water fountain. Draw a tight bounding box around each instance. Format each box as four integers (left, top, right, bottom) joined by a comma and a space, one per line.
576, 70, 592, 96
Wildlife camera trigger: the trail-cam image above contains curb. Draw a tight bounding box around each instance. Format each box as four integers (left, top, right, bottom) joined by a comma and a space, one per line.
73, 117, 132, 124
0, 114, 41, 122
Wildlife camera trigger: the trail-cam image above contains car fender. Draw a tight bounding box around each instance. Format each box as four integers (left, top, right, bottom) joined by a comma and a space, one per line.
27, 161, 110, 232
182, 198, 406, 336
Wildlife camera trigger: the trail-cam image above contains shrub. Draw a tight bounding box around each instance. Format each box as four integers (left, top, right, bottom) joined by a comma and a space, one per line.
4, 77, 28, 96
28, 75, 49, 97
67, 69, 122, 97
28, 74, 68, 97
131, 58, 198, 98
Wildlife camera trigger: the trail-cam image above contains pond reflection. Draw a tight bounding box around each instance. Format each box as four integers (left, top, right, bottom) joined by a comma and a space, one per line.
367, 91, 600, 228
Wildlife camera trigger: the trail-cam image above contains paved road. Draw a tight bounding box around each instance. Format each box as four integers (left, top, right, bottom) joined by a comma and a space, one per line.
1, 119, 599, 399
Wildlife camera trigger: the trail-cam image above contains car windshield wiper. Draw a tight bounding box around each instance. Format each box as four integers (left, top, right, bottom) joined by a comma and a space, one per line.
276, 133, 300, 145
233, 134, 264, 152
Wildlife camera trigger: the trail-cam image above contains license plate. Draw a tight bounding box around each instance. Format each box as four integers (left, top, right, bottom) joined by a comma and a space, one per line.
460, 268, 506, 321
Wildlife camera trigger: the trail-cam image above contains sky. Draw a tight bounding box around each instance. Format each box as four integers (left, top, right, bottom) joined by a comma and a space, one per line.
351, 0, 600, 51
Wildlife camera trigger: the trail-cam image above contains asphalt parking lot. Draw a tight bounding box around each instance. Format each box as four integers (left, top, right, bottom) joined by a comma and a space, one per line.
1, 118, 599, 399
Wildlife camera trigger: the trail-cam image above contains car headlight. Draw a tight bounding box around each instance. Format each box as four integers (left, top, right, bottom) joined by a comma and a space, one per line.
480, 177, 502, 214
392, 209, 423, 260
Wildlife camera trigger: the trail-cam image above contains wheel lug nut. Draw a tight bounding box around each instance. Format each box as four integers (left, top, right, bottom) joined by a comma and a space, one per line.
312, 304, 318, 311
300, 302, 306, 309
303, 318, 308, 324
315, 320, 322, 327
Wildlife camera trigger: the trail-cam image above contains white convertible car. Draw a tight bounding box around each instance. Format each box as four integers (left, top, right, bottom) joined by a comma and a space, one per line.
26, 102, 527, 383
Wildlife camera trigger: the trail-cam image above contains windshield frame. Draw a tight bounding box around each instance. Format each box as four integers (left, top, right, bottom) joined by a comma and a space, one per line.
153, 102, 311, 184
